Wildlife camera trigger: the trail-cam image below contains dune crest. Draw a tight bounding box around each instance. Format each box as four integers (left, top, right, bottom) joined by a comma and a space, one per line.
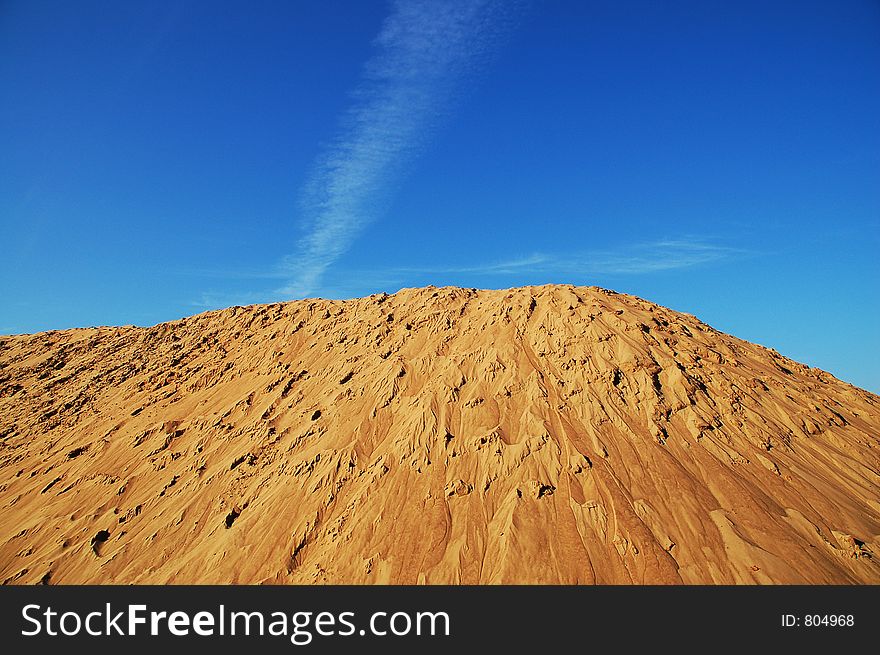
1, 285, 878, 584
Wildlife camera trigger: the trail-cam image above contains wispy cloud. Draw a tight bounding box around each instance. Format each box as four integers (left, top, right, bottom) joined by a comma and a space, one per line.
396, 253, 550, 275
279, 0, 517, 298
388, 237, 744, 278
569, 238, 742, 275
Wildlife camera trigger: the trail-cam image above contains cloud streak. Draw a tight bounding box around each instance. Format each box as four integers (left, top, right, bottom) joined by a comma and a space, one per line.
390, 237, 743, 277
280, 0, 515, 298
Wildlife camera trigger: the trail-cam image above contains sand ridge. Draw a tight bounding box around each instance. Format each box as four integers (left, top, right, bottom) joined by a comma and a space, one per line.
0, 285, 878, 584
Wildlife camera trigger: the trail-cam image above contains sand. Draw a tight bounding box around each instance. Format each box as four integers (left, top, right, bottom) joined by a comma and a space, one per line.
0, 285, 878, 584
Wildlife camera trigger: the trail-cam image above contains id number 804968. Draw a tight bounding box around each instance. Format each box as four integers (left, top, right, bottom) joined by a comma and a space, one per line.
781, 614, 854, 627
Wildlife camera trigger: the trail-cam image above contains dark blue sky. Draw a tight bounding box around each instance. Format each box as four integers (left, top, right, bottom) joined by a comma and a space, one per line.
1, 0, 878, 391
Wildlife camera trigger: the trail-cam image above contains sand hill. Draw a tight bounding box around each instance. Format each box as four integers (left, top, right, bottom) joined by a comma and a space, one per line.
1, 285, 878, 584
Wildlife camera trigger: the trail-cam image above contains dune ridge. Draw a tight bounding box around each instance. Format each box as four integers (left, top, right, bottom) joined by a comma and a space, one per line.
1, 285, 878, 584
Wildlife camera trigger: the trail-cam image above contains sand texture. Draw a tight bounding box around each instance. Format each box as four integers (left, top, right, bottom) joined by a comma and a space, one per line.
1, 285, 878, 584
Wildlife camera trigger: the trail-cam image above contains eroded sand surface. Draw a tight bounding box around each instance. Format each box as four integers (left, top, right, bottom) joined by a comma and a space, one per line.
1, 285, 878, 584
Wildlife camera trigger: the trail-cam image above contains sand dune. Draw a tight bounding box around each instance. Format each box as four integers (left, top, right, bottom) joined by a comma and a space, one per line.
0, 285, 878, 584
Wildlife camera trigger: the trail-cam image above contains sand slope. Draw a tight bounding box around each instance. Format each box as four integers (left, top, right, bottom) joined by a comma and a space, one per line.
1, 285, 878, 584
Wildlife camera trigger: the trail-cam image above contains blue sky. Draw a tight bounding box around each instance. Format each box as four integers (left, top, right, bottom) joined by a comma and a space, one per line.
1, 0, 878, 392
